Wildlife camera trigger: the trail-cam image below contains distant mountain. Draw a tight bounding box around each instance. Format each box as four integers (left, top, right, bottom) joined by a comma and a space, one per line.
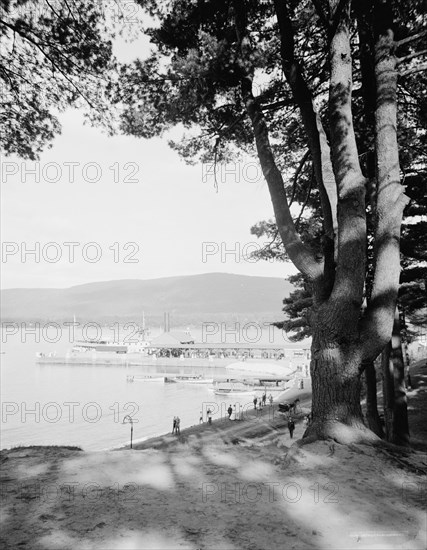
0, 273, 293, 324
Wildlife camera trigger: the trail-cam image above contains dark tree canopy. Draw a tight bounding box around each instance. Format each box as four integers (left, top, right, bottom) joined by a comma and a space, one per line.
0, 0, 119, 159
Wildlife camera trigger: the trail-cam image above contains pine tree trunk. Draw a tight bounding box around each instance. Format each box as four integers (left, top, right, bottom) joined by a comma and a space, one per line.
382, 343, 394, 441
390, 309, 410, 446
364, 360, 384, 438
308, 332, 377, 443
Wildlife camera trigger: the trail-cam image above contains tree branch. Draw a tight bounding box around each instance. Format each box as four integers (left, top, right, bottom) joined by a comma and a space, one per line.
311, 0, 330, 31
399, 62, 427, 77
396, 48, 427, 65
233, 0, 323, 281
273, 0, 337, 294
315, 111, 338, 257
295, 170, 313, 231
261, 99, 292, 111
395, 29, 427, 48
0, 19, 96, 109
290, 149, 311, 206
328, 0, 349, 42
327, 0, 367, 323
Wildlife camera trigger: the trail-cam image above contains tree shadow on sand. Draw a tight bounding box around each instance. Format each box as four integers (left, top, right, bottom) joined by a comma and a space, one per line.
1, 376, 426, 550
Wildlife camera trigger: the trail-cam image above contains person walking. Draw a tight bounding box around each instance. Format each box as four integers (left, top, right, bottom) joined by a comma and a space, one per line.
269, 394, 273, 406
253, 396, 258, 409
262, 392, 266, 406
175, 416, 181, 435
172, 416, 177, 434
227, 405, 233, 419
288, 417, 295, 439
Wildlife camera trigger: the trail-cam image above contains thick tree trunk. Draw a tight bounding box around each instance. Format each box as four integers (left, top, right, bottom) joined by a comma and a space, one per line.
364, 360, 384, 437
308, 331, 378, 444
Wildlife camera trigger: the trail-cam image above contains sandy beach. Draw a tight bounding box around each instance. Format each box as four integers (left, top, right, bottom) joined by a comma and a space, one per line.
1, 365, 426, 550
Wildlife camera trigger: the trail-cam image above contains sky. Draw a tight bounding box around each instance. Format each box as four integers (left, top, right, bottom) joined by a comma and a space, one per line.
0, 13, 297, 290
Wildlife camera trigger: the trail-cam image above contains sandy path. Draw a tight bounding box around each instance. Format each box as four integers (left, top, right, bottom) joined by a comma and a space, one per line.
1, 371, 426, 550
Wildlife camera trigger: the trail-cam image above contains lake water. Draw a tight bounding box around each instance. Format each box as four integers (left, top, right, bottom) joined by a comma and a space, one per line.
0, 325, 310, 451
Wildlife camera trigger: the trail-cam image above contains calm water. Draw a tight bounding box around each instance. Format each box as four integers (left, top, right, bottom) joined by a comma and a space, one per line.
0, 326, 309, 451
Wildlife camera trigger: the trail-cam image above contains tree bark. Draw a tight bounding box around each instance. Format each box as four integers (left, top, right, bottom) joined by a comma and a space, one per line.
390, 308, 410, 446
381, 342, 394, 441
327, 0, 367, 327
232, 0, 404, 445
361, 0, 409, 361
364, 360, 384, 437
308, 328, 377, 443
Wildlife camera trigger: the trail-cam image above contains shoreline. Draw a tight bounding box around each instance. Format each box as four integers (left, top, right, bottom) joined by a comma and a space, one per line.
114, 380, 313, 452
0, 380, 311, 454
1, 365, 426, 549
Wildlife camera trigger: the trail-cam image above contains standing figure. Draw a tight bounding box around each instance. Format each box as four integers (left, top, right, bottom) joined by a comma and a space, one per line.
288, 417, 295, 439
199, 411, 203, 424
175, 416, 181, 435
172, 416, 177, 434
262, 393, 267, 406
269, 394, 273, 406
253, 397, 258, 409
227, 405, 233, 419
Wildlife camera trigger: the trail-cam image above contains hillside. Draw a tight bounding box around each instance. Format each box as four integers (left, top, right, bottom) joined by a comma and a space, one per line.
0, 273, 293, 323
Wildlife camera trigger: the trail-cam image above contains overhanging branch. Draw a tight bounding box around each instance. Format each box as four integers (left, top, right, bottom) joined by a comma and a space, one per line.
399, 62, 427, 77
233, 0, 323, 281
395, 29, 427, 48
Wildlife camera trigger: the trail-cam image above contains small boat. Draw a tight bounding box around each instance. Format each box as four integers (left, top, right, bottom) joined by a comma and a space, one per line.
36, 351, 56, 358
212, 380, 258, 396
170, 376, 214, 385
127, 375, 166, 383
214, 388, 257, 396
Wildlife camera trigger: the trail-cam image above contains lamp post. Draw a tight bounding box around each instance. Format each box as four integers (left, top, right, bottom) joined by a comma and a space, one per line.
122, 414, 134, 449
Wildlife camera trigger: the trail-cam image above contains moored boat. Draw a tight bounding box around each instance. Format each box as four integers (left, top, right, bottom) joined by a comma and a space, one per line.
169, 375, 214, 384
212, 380, 258, 396
127, 375, 166, 382
214, 388, 257, 396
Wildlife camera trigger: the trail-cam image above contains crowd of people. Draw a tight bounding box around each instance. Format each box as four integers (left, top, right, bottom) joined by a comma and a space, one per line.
252, 392, 274, 410
171, 395, 312, 439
